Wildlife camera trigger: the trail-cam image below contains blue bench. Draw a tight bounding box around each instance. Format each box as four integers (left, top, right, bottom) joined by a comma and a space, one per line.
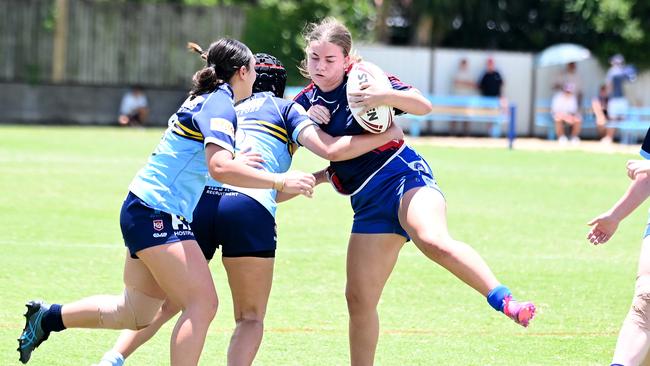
285, 88, 517, 148
399, 95, 513, 137
534, 100, 596, 140
608, 107, 650, 144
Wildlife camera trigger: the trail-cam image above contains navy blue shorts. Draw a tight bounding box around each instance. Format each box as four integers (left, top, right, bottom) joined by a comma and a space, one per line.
120, 192, 195, 259
192, 186, 277, 260
350, 145, 442, 240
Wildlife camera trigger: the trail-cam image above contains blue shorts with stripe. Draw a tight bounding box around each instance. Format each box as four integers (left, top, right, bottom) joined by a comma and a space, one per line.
120, 192, 195, 259
192, 186, 277, 260
350, 145, 441, 240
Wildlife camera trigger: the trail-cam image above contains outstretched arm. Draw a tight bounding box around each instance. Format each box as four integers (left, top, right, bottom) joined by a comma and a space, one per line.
276, 168, 329, 203
587, 170, 650, 245
298, 123, 403, 162
206, 144, 315, 197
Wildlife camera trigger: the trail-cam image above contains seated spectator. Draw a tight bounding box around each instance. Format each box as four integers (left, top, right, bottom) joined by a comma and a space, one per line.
551, 82, 581, 145
450, 58, 476, 136
592, 84, 614, 144
118, 85, 149, 127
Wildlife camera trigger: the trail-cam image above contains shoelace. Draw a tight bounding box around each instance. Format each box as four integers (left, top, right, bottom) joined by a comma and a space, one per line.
19, 311, 44, 348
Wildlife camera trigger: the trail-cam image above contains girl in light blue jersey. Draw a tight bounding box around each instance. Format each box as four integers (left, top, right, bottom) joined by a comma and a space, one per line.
92, 53, 404, 366
17, 40, 316, 366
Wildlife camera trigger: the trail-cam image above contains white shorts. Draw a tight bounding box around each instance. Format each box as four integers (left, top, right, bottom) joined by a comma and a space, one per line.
608, 98, 629, 119
551, 92, 578, 115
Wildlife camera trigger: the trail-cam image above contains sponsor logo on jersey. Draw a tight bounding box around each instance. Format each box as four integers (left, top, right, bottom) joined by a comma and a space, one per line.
153, 232, 168, 238
210, 118, 235, 139
153, 219, 164, 231
236, 97, 266, 115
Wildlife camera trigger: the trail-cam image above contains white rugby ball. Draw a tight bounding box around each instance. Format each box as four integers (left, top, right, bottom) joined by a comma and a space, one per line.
346, 61, 394, 134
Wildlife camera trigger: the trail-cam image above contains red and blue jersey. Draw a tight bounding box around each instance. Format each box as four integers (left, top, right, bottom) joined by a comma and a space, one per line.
293, 69, 411, 194
642, 127, 650, 159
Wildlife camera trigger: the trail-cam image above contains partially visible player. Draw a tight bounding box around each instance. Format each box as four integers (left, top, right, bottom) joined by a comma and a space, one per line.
93, 53, 404, 366
294, 17, 536, 366
588, 128, 650, 366
16, 39, 316, 366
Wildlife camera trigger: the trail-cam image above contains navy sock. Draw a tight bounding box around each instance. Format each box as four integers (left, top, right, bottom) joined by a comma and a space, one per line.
486, 285, 511, 312
41, 304, 66, 333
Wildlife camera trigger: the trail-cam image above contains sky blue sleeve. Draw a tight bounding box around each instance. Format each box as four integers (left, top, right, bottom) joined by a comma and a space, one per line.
193, 91, 237, 154
281, 100, 314, 145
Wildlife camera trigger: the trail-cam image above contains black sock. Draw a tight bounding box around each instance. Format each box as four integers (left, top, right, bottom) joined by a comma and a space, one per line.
41, 304, 66, 333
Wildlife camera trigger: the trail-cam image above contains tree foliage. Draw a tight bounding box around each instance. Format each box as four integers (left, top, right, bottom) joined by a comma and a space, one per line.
113, 0, 650, 71
241, 0, 375, 84
395, 0, 650, 69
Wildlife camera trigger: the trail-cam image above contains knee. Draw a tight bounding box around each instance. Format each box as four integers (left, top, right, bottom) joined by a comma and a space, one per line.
235, 306, 265, 323
98, 288, 165, 330
198, 293, 219, 321
629, 275, 650, 331
235, 311, 265, 330
417, 233, 455, 261
345, 287, 376, 315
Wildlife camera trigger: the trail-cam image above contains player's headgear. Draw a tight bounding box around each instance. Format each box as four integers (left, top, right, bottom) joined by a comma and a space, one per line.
253, 53, 287, 98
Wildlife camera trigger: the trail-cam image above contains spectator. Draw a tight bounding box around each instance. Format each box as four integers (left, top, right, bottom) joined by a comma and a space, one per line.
605, 54, 634, 143
478, 57, 505, 137
592, 84, 613, 144
554, 62, 582, 107
450, 58, 476, 136
118, 85, 149, 127
551, 82, 581, 145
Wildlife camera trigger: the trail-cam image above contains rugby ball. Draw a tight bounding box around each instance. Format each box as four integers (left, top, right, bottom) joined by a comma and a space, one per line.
346, 61, 394, 134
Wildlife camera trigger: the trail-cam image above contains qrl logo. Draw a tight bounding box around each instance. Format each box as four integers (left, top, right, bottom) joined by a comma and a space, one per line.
153, 220, 164, 231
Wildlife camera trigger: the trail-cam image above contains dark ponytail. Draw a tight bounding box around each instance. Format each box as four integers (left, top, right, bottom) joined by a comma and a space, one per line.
187, 39, 252, 97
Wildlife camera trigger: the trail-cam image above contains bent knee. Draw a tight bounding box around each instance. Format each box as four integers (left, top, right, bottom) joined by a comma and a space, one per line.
630, 276, 650, 331
416, 234, 455, 259
99, 288, 165, 330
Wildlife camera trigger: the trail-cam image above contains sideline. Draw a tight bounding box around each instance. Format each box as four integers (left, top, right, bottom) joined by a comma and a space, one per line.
406, 136, 640, 155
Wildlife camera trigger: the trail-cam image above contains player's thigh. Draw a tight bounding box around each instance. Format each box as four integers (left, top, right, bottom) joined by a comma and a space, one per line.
222, 257, 274, 317
637, 236, 650, 277
123, 252, 166, 300
398, 186, 450, 245
346, 233, 405, 303
137, 240, 216, 309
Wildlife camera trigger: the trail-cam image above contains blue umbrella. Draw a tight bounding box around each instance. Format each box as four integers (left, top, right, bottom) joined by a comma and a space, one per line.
536, 43, 591, 67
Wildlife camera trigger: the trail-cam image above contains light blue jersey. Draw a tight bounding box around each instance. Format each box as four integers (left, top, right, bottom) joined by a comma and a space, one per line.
129, 84, 237, 221
207, 92, 314, 217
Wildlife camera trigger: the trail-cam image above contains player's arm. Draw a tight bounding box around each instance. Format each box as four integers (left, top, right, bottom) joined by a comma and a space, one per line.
587, 172, 650, 245
348, 75, 432, 116
276, 168, 329, 203
298, 123, 403, 162
195, 98, 315, 195
206, 144, 314, 196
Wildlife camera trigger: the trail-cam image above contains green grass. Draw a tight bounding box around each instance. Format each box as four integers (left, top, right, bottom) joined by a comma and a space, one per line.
0, 125, 645, 365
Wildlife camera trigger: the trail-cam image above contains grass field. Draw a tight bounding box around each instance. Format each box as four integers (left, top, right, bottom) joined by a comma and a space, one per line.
0, 125, 646, 365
